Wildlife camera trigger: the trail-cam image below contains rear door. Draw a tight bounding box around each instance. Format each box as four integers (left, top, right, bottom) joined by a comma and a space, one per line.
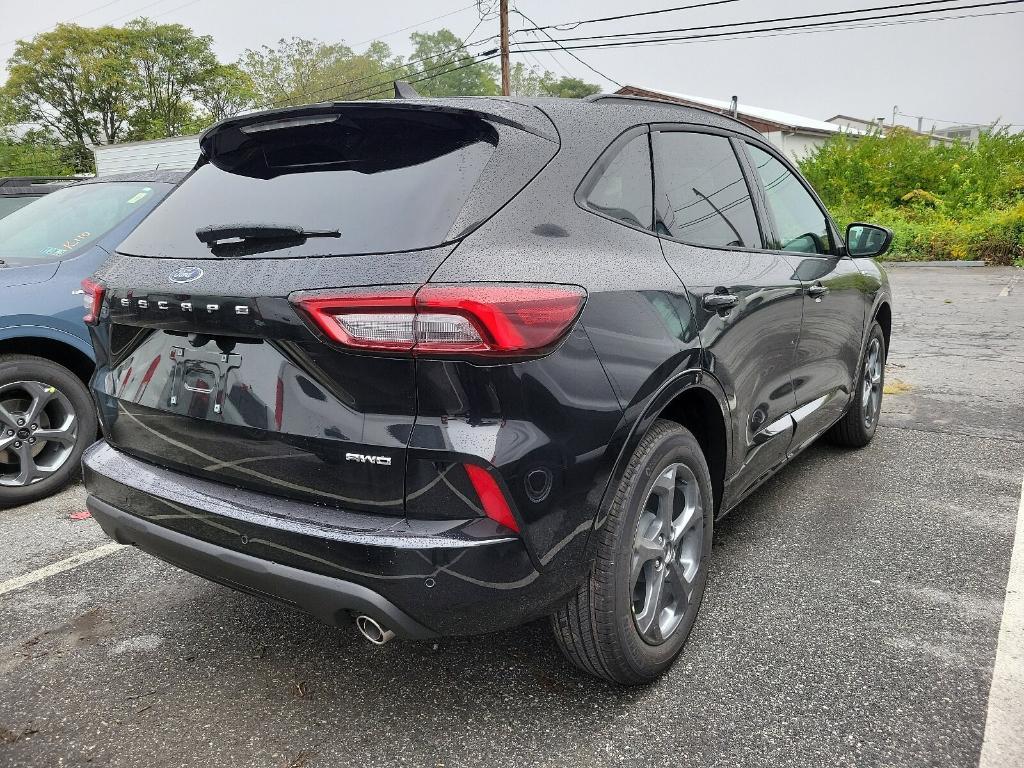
742, 142, 867, 451
652, 127, 804, 499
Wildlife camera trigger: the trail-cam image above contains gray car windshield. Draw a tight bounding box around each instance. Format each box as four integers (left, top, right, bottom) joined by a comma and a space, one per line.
0, 182, 163, 263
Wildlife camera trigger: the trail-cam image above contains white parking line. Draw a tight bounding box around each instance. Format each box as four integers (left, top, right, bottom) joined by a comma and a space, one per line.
0, 543, 126, 598
980, 473, 1024, 768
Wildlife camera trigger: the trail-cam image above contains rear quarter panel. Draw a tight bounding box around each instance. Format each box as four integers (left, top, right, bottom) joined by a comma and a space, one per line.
426, 106, 713, 571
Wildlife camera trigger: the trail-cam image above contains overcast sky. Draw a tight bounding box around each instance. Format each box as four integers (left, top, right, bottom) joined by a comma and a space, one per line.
1, 0, 1021, 129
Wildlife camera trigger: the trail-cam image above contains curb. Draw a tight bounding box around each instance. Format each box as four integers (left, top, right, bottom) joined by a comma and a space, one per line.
882, 260, 987, 268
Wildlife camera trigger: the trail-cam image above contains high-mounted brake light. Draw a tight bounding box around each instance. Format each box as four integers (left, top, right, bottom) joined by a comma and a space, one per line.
82, 277, 105, 325
296, 283, 586, 356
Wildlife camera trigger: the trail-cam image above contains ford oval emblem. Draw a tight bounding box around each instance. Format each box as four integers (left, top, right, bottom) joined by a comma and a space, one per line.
169, 266, 204, 283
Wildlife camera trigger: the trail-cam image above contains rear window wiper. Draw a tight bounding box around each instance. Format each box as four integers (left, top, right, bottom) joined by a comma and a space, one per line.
195, 223, 341, 246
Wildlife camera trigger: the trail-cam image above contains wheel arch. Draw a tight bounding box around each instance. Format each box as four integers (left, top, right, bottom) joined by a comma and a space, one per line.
872, 301, 892, 358
0, 328, 95, 385
600, 372, 731, 522
658, 384, 729, 518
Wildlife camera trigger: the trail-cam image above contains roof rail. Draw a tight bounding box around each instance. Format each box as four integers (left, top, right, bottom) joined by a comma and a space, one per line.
584, 92, 755, 131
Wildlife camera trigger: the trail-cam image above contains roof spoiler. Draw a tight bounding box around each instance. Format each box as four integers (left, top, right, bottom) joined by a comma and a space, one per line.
198, 101, 558, 161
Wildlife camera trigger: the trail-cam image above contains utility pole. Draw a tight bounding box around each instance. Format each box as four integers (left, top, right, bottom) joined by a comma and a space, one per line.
500, 0, 510, 96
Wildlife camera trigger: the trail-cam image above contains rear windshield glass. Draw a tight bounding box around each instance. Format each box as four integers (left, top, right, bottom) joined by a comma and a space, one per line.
0, 196, 40, 220
117, 109, 498, 259
0, 182, 162, 263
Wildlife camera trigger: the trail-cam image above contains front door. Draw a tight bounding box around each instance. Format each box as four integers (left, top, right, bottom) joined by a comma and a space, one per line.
743, 143, 868, 451
651, 128, 805, 501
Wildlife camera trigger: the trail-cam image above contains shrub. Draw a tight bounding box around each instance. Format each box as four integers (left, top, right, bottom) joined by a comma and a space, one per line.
799, 129, 1024, 263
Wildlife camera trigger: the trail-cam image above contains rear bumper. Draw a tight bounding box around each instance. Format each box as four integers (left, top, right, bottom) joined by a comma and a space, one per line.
87, 494, 436, 639
82, 441, 583, 636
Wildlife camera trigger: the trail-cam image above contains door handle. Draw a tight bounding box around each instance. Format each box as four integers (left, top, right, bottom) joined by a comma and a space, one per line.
702, 292, 739, 313
807, 283, 829, 299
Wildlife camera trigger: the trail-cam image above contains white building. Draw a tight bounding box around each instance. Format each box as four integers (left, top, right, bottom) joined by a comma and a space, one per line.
826, 114, 954, 146
931, 124, 984, 144
92, 134, 200, 176
614, 85, 863, 161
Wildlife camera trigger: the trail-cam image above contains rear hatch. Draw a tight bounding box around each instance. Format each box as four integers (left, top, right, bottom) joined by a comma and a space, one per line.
91, 100, 558, 515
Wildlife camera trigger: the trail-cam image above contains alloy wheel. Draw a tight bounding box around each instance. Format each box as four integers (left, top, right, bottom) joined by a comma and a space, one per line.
0, 381, 78, 487
861, 337, 883, 428
630, 462, 704, 645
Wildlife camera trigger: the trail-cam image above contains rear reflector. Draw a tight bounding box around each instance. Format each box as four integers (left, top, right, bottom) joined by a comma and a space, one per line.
464, 464, 519, 533
296, 283, 585, 356
82, 277, 105, 325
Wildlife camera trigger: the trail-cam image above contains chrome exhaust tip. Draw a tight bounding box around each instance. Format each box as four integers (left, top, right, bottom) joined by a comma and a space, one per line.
355, 615, 395, 646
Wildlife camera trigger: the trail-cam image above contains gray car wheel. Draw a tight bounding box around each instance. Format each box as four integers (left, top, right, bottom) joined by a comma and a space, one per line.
0, 355, 97, 508
827, 321, 886, 448
551, 419, 713, 684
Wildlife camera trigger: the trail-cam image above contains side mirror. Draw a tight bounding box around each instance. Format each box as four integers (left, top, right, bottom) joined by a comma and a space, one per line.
846, 222, 893, 258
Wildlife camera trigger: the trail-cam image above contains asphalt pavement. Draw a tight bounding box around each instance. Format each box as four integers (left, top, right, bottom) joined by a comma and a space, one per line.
1, 264, 1022, 768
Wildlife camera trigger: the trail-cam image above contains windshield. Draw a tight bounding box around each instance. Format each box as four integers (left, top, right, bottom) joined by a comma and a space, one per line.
0, 182, 167, 263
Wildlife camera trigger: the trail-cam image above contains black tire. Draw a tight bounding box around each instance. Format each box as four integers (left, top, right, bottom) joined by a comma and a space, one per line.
0, 355, 97, 508
551, 419, 713, 684
827, 321, 886, 448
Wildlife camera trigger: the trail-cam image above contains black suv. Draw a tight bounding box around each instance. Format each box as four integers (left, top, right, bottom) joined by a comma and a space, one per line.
82, 95, 892, 684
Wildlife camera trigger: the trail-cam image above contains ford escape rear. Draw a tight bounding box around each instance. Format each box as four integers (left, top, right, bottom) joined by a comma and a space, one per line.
82, 95, 893, 684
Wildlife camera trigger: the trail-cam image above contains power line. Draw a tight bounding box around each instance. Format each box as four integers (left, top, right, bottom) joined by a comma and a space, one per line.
519, 30, 574, 76
256, 5, 501, 111
267, 21, 501, 108
507, 0, 1024, 52
530, 0, 986, 44
144, 0, 208, 22
512, 0, 744, 33
610, 7, 1019, 64
1, 0, 123, 46
510, 7, 622, 87
257, 33, 498, 110
614, 6, 1024, 49
897, 110, 1021, 127
349, 3, 478, 48
334, 52, 503, 103
0, 0, 161, 47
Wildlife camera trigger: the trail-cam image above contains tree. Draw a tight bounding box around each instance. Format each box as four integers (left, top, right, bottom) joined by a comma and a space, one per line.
506, 64, 601, 99
0, 95, 77, 174
406, 29, 499, 97
124, 18, 219, 138
2, 19, 229, 169
508, 62, 543, 97
196, 64, 257, 124
239, 37, 405, 107
4, 23, 140, 158
539, 74, 601, 99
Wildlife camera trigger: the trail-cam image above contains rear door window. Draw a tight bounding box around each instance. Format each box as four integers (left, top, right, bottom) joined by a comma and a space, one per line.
747, 144, 832, 255
581, 133, 653, 230
652, 130, 761, 249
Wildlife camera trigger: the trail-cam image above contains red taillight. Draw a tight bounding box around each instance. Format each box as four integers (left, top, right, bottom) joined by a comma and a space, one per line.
295, 283, 585, 356
464, 464, 519, 533
82, 278, 105, 325
297, 287, 418, 351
